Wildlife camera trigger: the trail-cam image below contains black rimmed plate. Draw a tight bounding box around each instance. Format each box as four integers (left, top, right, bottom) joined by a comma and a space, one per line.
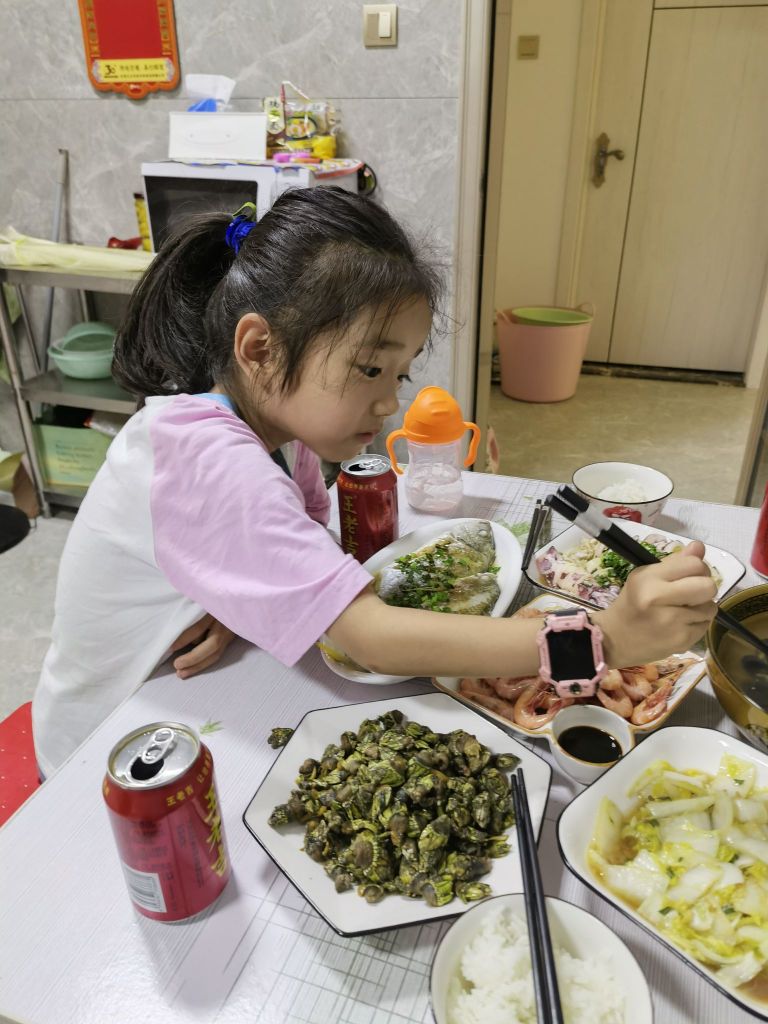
558, 725, 768, 1021
526, 520, 745, 610
242, 692, 551, 936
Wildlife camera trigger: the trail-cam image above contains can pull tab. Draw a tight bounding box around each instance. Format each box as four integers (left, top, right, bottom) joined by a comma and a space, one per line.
130, 727, 176, 781
141, 727, 176, 763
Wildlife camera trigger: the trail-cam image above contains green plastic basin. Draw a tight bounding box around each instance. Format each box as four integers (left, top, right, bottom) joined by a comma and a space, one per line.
49, 332, 114, 379
510, 306, 592, 326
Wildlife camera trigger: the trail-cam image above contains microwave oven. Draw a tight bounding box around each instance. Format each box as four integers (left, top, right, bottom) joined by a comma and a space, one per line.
141, 161, 358, 252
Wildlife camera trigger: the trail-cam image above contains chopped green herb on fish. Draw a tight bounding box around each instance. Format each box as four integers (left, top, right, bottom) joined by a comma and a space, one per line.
374, 521, 501, 615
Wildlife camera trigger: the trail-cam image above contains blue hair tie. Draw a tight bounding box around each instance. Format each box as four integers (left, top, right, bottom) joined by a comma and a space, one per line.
225, 202, 258, 254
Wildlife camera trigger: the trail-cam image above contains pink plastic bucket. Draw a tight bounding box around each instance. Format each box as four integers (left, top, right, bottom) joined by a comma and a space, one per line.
496, 308, 593, 403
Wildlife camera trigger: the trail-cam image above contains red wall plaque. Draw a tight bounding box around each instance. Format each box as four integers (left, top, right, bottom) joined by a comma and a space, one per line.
78, 0, 180, 100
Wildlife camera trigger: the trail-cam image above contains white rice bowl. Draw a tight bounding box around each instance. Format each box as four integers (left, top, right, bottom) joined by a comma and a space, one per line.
572, 461, 673, 525
430, 894, 652, 1024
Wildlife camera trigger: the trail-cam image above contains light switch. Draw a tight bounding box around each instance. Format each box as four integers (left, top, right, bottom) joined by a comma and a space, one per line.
363, 4, 398, 47
517, 35, 540, 60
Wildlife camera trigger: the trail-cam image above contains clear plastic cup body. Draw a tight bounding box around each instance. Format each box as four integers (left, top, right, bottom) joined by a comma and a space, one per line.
404, 439, 464, 514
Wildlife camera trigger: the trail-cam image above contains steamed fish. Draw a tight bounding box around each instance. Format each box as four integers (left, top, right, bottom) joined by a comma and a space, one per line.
374, 520, 500, 614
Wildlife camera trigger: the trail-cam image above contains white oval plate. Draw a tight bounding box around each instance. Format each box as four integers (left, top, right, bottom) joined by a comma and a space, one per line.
319, 518, 523, 685
525, 519, 744, 610
242, 692, 551, 936
558, 726, 768, 1022
433, 594, 706, 743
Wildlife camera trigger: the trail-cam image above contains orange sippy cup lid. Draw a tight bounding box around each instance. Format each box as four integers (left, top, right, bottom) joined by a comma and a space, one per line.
398, 386, 474, 443
386, 386, 481, 473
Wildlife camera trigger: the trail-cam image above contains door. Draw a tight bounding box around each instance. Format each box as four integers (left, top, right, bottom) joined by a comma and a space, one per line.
560, 1, 768, 373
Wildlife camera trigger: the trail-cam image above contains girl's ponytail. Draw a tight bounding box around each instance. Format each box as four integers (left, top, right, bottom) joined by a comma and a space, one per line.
114, 188, 443, 404
112, 214, 233, 397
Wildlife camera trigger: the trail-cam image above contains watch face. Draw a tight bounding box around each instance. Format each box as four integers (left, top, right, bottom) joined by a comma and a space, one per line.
549, 628, 595, 682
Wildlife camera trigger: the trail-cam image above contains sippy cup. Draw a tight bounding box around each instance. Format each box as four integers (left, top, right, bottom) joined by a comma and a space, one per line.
386, 386, 480, 514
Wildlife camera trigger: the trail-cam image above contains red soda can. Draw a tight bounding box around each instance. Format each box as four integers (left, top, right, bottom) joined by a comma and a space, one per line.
751, 484, 768, 577
338, 455, 399, 562
103, 722, 230, 921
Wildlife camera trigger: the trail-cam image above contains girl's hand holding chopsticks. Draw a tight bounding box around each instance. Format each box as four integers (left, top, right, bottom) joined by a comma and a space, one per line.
595, 538, 717, 667
547, 486, 717, 666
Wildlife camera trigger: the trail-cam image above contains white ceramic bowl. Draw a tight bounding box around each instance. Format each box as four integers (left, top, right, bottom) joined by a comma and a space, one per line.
572, 461, 673, 524
558, 725, 768, 1020
550, 703, 635, 785
430, 892, 653, 1024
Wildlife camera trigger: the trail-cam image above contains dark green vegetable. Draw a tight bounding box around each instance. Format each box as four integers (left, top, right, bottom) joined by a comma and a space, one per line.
593, 542, 666, 587
269, 710, 520, 907
268, 727, 294, 749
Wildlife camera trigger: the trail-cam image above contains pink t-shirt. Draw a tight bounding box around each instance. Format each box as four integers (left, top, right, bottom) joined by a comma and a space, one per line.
32, 394, 371, 775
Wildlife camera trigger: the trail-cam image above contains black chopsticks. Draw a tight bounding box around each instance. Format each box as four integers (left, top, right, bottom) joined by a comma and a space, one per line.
548, 485, 768, 661
511, 769, 564, 1024
521, 499, 549, 571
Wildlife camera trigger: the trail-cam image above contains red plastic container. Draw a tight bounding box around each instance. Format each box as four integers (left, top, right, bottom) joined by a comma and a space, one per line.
337, 455, 399, 562
751, 484, 768, 578
103, 722, 230, 921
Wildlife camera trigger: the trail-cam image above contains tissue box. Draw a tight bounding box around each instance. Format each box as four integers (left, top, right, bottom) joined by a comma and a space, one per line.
168, 112, 267, 162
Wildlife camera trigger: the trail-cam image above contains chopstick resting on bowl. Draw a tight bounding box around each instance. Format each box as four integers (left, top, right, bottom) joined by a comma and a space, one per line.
547, 485, 768, 661
511, 769, 564, 1024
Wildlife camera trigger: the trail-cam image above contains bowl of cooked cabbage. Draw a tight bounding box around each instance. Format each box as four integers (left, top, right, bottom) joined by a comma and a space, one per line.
707, 584, 768, 755
558, 725, 768, 1020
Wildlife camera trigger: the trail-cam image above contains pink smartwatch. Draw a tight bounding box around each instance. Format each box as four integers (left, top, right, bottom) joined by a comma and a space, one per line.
536, 608, 607, 698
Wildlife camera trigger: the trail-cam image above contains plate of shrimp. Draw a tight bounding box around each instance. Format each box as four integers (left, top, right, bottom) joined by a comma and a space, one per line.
432, 595, 706, 743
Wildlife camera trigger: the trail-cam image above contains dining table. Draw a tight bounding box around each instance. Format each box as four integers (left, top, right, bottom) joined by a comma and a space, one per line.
0, 470, 763, 1024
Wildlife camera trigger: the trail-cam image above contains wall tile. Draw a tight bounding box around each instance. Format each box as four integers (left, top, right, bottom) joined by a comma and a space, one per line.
0, 0, 463, 452
0, 1, 462, 102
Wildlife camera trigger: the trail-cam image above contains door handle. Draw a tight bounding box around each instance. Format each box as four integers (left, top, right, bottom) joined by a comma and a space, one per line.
592, 132, 625, 187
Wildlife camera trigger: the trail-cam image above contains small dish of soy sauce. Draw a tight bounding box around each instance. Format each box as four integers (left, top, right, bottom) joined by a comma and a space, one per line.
558, 725, 622, 764
550, 705, 635, 784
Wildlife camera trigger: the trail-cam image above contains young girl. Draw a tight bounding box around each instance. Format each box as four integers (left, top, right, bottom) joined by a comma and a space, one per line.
32, 188, 717, 776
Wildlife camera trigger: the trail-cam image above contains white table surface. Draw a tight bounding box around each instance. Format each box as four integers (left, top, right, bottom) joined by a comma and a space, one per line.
0, 473, 763, 1024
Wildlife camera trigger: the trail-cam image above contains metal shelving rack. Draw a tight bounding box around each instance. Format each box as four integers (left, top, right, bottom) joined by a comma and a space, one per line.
0, 265, 142, 516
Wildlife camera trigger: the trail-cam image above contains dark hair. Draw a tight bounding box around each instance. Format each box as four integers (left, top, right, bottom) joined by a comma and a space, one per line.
112, 187, 443, 399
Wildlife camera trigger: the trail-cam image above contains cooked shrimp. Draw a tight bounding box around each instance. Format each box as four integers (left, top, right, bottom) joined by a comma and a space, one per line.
490, 676, 541, 701
631, 678, 673, 725
512, 607, 547, 619
600, 669, 626, 692
620, 670, 653, 702
513, 683, 573, 730
655, 656, 690, 678
596, 675, 633, 718
458, 678, 496, 697
621, 662, 659, 683
461, 688, 517, 721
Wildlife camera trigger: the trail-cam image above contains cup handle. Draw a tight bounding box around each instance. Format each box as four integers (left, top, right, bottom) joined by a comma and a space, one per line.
386, 429, 406, 474
463, 423, 481, 468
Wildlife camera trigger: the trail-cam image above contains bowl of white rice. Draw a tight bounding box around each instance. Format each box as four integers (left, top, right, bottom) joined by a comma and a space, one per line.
572, 462, 673, 525
431, 893, 652, 1024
